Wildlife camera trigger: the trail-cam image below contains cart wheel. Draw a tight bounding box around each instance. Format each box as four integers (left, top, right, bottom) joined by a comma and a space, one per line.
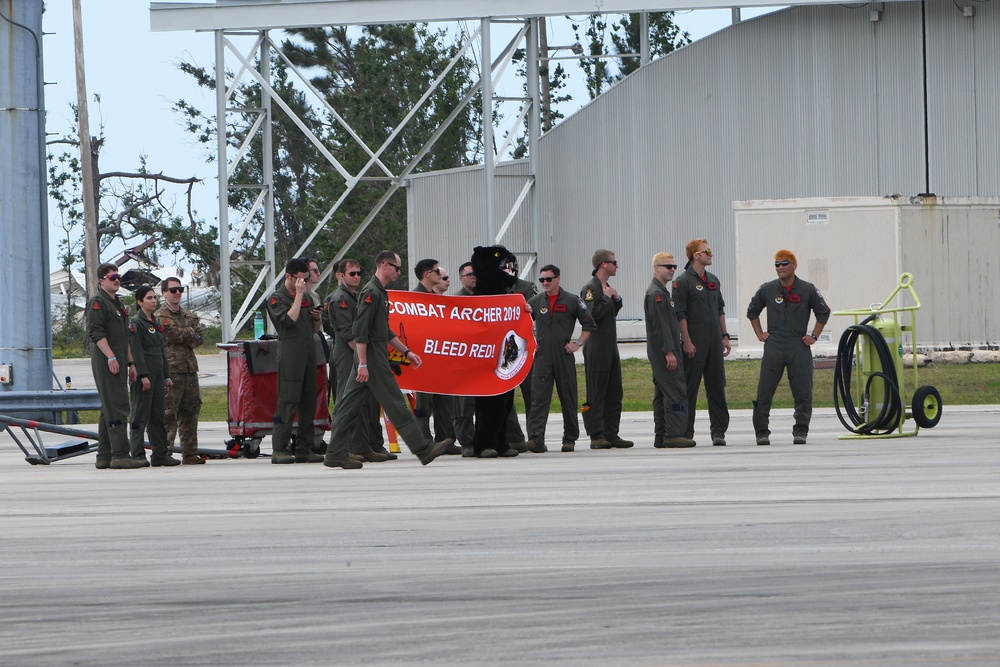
911, 386, 942, 428
245, 438, 262, 459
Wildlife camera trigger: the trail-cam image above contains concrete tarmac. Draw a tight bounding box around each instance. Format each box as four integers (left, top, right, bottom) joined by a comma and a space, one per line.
2, 406, 998, 666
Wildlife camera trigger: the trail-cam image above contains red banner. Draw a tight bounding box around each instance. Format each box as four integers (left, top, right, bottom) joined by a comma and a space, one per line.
386, 291, 536, 396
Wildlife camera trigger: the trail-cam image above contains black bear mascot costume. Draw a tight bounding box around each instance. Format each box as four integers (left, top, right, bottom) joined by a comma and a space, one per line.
470, 245, 519, 457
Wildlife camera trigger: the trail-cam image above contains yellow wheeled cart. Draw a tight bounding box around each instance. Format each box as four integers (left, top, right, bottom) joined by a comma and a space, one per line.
832, 273, 942, 439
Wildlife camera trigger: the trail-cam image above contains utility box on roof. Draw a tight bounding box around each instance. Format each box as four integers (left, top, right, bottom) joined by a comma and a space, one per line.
733, 196, 1000, 351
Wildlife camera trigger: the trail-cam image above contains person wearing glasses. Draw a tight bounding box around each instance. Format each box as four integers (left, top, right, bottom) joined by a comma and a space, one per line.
645, 253, 696, 449
451, 262, 478, 456
504, 257, 539, 454
673, 239, 731, 446
127, 285, 180, 466
432, 268, 450, 295
323, 258, 390, 462
323, 251, 453, 468
411, 258, 460, 455
526, 264, 597, 453
747, 250, 830, 446
580, 249, 633, 450
86, 262, 143, 469
156, 276, 206, 464
266, 258, 325, 464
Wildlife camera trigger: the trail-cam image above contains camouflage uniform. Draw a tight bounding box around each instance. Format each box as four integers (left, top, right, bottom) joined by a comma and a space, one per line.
155, 303, 203, 459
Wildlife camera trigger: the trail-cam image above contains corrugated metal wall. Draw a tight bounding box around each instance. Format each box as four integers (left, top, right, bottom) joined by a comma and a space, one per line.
407, 1, 999, 323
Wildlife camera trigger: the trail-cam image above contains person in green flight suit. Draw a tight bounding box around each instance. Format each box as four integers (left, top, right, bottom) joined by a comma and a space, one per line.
266, 258, 324, 464
411, 258, 458, 454
86, 262, 144, 469
580, 249, 633, 450
323, 250, 453, 469
747, 249, 830, 445
673, 239, 731, 446
128, 285, 180, 466
526, 264, 596, 453
323, 258, 390, 462
644, 252, 696, 449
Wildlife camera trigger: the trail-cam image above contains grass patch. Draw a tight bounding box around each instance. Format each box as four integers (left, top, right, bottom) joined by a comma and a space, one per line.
72, 358, 999, 424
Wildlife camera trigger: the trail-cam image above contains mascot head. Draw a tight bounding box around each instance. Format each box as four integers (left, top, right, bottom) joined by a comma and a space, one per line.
471, 245, 518, 296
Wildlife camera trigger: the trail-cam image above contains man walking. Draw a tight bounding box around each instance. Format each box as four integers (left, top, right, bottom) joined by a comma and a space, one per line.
266, 258, 324, 464
156, 276, 206, 464
526, 265, 596, 453
673, 239, 731, 446
644, 253, 696, 448
87, 262, 143, 469
747, 249, 830, 445
323, 251, 453, 469
580, 249, 632, 449
324, 258, 391, 462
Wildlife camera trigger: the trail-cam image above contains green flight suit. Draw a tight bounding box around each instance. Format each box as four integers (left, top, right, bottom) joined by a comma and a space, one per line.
673, 266, 730, 440
505, 277, 538, 447
324, 284, 384, 455
747, 277, 830, 439
450, 285, 476, 449
526, 288, 596, 444
86, 288, 133, 464
325, 277, 436, 462
644, 279, 688, 439
266, 286, 318, 457
155, 303, 203, 457
412, 283, 454, 442
580, 275, 624, 440
128, 310, 171, 461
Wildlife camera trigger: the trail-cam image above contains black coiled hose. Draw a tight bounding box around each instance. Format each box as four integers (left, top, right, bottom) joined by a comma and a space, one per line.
833, 315, 904, 435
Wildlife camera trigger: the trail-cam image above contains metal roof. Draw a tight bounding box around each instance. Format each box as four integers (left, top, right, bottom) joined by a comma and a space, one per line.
150, 0, 907, 32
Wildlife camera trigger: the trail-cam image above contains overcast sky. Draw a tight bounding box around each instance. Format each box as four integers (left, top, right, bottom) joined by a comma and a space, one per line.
40, 2, 780, 271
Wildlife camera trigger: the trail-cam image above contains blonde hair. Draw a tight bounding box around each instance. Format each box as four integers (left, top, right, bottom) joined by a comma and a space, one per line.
652, 252, 674, 267
685, 239, 708, 262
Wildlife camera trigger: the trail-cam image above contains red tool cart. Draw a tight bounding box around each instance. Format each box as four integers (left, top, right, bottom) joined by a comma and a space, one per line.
220, 337, 331, 458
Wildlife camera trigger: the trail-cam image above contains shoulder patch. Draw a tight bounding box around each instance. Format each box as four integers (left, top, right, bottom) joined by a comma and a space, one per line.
129, 322, 136, 332
270, 296, 278, 305
92, 302, 101, 310
339, 299, 348, 309
364, 294, 373, 304
655, 294, 663, 302
161, 319, 170, 326
584, 288, 594, 301
672, 281, 679, 289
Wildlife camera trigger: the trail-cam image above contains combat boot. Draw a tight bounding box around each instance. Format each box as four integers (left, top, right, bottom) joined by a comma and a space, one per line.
609, 437, 634, 448
590, 438, 612, 449
110, 457, 146, 469
182, 455, 205, 465
271, 450, 295, 464
151, 456, 182, 467
526, 440, 547, 453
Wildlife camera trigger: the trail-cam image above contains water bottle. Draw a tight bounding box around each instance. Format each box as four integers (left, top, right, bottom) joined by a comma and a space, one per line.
253, 311, 265, 339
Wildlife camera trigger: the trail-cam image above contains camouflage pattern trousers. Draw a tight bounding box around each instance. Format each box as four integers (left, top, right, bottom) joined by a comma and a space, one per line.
166, 372, 202, 456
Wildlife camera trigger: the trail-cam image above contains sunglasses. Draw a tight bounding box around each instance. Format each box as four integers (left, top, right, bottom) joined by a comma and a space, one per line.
461, 272, 475, 279
538, 276, 556, 283
310, 267, 320, 274
774, 260, 791, 267
346, 271, 362, 277
603, 260, 618, 266
440, 275, 449, 281
166, 286, 185, 294
657, 264, 677, 270
104, 273, 121, 281
386, 262, 401, 272
697, 249, 713, 257
430, 267, 441, 275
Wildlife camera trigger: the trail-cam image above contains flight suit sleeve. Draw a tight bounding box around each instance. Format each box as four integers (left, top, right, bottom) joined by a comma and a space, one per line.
644, 291, 664, 353
87, 298, 108, 344
575, 298, 597, 333
810, 285, 831, 324
673, 277, 690, 322
334, 299, 356, 343
129, 319, 149, 378
266, 291, 297, 330
746, 284, 766, 322
352, 292, 377, 345
583, 282, 615, 322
